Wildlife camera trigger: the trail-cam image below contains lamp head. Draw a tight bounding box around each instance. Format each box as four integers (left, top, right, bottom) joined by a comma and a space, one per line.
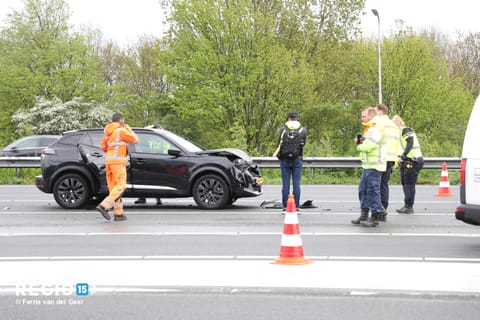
371, 9, 379, 17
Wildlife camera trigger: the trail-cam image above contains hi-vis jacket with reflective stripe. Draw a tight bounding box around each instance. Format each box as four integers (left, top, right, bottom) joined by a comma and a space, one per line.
358, 119, 386, 172
100, 122, 139, 165
378, 115, 401, 162
400, 127, 423, 159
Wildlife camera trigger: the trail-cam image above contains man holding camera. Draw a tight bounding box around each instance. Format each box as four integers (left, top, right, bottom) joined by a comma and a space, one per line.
351, 107, 386, 227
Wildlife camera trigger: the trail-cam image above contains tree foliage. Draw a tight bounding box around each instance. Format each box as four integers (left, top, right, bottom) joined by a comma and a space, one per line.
97, 37, 171, 127
161, 0, 365, 154
447, 32, 480, 98
0, 0, 477, 159
12, 96, 113, 135
0, 0, 106, 142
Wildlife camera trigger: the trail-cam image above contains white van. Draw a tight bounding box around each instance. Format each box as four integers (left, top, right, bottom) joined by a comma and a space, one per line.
456, 96, 480, 225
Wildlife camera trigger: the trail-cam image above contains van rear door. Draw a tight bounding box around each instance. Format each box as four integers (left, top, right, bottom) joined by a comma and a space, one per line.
462, 96, 480, 206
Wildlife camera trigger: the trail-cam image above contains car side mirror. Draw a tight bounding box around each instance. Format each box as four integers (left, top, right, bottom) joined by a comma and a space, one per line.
168, 149, 182, 157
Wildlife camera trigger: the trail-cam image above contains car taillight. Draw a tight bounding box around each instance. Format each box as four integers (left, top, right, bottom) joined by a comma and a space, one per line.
460, 158, 466, 184
42, 147, 56, 155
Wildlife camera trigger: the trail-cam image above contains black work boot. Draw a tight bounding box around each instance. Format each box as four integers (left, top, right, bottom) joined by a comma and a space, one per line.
396, 206, 414, 214
361, 213, 380, 227
96, 205, 111, 220
379, 208, 388, 222
351, 209, 369, 225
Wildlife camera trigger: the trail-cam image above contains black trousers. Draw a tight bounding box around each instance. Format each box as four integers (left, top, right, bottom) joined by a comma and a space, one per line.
399, 158, 424, 208
380, 161, 394, 210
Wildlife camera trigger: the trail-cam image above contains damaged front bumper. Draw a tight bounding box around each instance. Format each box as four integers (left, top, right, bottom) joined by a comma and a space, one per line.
231, 162, 263, 197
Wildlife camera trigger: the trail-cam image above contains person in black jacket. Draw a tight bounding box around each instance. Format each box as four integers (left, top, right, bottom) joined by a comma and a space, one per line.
273, 111, 307, 211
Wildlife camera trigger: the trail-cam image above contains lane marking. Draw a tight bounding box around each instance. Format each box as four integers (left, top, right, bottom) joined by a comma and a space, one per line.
0, 211, 457, 216
1, 231, 479, 237
1, 255, 480, 263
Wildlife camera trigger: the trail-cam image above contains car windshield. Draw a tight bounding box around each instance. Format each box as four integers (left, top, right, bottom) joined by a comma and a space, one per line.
160, 130, 203, 152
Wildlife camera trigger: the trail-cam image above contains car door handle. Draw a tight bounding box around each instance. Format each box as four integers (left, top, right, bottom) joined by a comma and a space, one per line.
134, 158, 144, 165
91, 152, 103, 158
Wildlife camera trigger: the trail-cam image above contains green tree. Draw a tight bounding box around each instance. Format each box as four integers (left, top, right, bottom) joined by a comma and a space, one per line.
448, 32, 480, 98
107, 37, 170, 127
380, 29, 473, 156
0, 0, 106, 141
161, 0, 365, 154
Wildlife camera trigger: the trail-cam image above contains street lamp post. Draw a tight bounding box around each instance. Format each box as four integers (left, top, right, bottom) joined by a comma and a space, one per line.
372, 9, 382, 104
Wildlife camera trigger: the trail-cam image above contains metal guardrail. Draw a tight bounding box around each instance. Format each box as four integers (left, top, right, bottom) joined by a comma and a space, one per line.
253, 157, 461, 169
0, 156, 461, 169
0, 157, 44, 168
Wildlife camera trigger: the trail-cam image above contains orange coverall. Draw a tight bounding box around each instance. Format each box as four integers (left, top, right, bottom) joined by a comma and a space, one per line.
98, 122, 138, 216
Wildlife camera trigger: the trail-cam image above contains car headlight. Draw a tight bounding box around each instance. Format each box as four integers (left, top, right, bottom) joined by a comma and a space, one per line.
233, 158, 248, 167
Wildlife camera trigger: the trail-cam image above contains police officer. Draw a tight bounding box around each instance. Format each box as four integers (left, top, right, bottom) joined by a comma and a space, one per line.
392, 115, 424, 214
375, 104, 400, 221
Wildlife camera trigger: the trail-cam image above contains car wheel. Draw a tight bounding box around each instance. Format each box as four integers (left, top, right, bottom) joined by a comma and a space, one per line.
53, 173, 90, 209
193, 174, 231, 209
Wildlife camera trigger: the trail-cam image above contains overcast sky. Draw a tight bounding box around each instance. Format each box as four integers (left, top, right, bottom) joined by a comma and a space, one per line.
361, 0, 480, 38
1, 0, 479, 45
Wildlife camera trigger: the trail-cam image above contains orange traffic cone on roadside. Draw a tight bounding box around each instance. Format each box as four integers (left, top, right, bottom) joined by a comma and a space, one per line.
272, 194, 312, 265
435, 162, 454, 197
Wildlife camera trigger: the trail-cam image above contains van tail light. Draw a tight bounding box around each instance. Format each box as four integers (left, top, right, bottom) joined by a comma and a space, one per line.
460, 158, 466, 185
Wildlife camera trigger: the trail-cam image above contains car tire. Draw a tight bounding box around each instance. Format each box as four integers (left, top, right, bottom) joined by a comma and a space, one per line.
192, 174, 231, 209
53, 173, 91, 209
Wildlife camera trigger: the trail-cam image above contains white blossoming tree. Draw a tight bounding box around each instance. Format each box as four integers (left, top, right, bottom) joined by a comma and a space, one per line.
12, 96, 114, 135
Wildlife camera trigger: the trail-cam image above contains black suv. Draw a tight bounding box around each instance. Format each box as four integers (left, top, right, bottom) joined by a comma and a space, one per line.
35, 128, 263, 209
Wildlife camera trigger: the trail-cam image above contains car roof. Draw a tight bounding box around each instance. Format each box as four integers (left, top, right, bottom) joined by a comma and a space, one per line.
63, 128, 160, 135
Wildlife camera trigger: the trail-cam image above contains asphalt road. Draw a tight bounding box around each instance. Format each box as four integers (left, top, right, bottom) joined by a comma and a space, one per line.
1, 184, 480, 319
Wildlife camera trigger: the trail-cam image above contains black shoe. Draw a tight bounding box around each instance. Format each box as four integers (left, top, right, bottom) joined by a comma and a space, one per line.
361, 214, 380, 227
96, 205, 111, 220
378, 210, 388, 222
114, 214, 128, 221
134, 198, 146, 205
351, 209, 369, 225
396, 206, 414, 214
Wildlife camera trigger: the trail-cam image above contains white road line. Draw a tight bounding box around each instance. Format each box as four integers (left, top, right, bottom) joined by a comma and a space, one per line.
1, 255, 479, 263
0, 211, 457, 216
1, 231, 479, 237
1, 258, 480, 293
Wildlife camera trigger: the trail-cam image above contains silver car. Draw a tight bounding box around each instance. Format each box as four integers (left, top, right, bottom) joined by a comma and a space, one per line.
1, 135, 60, 157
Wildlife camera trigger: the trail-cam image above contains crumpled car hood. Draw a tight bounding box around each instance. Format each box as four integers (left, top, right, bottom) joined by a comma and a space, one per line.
197, 148, 252, 163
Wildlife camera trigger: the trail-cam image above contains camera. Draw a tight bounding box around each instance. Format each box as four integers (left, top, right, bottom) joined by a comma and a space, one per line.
355, 134, 364, 145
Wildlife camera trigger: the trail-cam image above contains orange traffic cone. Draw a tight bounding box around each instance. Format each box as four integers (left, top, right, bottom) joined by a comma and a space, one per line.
435, 162, 454, 197
272, 194, 312, 265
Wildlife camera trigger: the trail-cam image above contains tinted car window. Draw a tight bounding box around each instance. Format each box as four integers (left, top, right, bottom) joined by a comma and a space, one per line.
14, 137, 41, 148
58, 134, 84, 146
134, 133, 179, 155
161, 131, 203, 152
39, 137, 58, 146
88, 132, 104, 146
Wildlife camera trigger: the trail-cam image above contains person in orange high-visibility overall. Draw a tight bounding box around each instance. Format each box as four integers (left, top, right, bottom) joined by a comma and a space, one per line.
96, 113, 139, 221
